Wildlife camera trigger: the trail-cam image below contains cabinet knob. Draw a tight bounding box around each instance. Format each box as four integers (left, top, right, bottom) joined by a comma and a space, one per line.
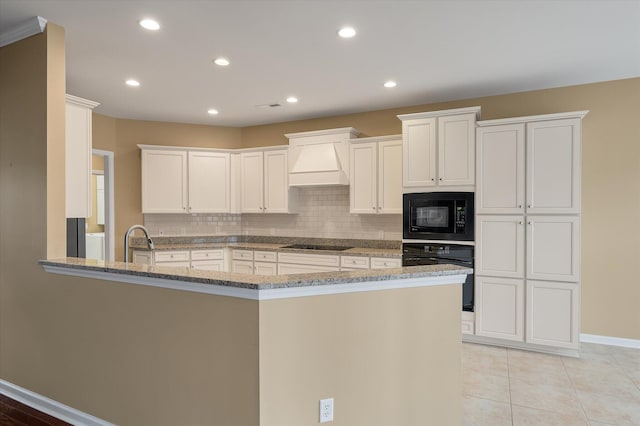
528, 204, 531, 208
431, 178, 435, 181
519, 221, 523, 225
372, 206, 376, 210
439, 177, 443, 181
528, 221, 532, 225
518, 204, 522, 209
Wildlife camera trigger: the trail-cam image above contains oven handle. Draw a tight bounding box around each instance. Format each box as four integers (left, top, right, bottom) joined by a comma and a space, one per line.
403, 256, 473, 266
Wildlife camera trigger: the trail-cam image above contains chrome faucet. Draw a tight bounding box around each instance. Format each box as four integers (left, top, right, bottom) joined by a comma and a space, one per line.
124, 225, 154, 265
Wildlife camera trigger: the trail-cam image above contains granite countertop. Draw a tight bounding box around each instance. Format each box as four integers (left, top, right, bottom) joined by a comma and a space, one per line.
40, 258, 471, 291
129, 236, 402, 258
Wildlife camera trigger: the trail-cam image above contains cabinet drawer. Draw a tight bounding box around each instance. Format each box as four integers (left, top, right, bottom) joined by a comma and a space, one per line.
154, 251, 190, 263
370, 257, 402, 269
340, 256, 370, 269
254, 250, 277, 262
232, 249, 254, 260
277, 252, 340, 267
278, 263, 339, 275
191, 249, 225, 261
254, 261, 277, 275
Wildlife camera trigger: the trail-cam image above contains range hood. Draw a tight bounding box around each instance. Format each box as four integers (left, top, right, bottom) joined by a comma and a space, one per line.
286, 127, 360, 187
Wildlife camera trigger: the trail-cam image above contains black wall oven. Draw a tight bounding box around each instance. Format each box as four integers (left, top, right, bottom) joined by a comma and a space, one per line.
403, 243, 475, 312
403, 192, 474, 241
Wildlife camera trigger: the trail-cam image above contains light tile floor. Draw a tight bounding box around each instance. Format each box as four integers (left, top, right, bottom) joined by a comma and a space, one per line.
462, 342, 640, 425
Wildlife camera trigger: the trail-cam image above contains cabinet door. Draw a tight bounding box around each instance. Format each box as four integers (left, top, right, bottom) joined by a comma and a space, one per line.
526, 216, 580, 282
526, 118, 581, 214
350, 142, 377, 214
232, 260, 254, 274
254, 262, 277, 275
240, 152, 264, 213
191, 260, 225, 271
141, 150, 188, 213
264, 149, 289, 213
402, 117, 436, 187
377, 139, 402, 214
526, 280, 579, 349
476, 215, 525, 278
438, 113, 476, 186
188, 151, 230, 213
476, 124, 525, 214
475, 276, 525, 342
132, 251, 153, 265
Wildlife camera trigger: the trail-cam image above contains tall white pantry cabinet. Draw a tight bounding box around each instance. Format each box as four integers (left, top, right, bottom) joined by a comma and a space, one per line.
473, 111, 587, 353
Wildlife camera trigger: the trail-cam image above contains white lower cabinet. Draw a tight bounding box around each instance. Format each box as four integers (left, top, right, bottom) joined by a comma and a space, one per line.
475, 276, 525, 342
526, 280, 579, 349
232, 260, 254, 274
191, 249, 226, 271
278, 263, 338, 274
254, 251, 277, 275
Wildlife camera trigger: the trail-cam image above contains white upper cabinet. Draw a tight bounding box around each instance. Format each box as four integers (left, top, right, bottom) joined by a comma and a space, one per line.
350, 142, 377, 214
240, 148, 291, 213
402, 117, 436, 188
476, 112, 586, 215
264, 149, 289, 213
188, 151, 231, 213
438, 113, 476, 186
240, 151, 265, 213
141, 149, 188, 213
140, 146, 233, 214
350, 136, 402, 214
526, 118, 581, 214
398, 107, 480, 190
476, 124, 525, 214
66, 94, 99, 218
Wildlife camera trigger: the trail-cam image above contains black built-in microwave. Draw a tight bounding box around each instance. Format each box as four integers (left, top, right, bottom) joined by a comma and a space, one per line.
403, 192, 474, 241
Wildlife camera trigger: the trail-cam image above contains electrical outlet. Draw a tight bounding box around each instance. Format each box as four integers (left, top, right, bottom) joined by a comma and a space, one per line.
319, 398, 334, 423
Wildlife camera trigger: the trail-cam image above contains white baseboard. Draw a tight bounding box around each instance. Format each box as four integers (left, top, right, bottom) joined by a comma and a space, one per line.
0, 380, 113, 426
580, 333, 640, 349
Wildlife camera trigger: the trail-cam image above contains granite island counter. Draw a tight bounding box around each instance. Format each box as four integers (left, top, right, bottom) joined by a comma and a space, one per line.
40, 258, 470, 425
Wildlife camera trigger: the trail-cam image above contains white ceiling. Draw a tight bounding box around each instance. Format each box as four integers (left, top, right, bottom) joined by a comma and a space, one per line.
1, 0, 639, 127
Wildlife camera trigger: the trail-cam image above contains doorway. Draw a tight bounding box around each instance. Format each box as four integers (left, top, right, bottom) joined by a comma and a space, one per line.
86, 149, 115, 261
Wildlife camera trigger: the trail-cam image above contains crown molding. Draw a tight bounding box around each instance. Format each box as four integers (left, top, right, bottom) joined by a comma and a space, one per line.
0, 16, 47, 48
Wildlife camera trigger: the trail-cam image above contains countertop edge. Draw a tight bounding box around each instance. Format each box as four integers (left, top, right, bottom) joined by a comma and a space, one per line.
40, 259, 471, 301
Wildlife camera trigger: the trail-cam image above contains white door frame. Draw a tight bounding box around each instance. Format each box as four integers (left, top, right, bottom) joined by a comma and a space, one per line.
92, 149, 115, 261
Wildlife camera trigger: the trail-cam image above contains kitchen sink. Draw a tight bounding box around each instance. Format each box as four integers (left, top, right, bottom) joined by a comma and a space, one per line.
282, 244, 353, 251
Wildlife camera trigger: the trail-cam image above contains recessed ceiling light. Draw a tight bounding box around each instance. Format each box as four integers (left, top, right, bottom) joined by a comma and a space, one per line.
384, 80, 397, 88
213, 57, 230, 66
338, 27, 356, 38
125, 79, 140, 87
207, 109, 219, 115
286, 96, 298, 103
139, 19, 160, 31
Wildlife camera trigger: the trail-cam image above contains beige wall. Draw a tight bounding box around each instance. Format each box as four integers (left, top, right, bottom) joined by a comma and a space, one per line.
259, 285, 462, 426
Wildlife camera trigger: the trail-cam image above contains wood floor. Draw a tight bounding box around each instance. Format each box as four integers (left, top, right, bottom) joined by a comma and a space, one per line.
0, 394, 70, 426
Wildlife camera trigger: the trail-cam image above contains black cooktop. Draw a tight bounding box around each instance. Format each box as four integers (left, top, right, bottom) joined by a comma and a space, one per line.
282, 244, 353, 251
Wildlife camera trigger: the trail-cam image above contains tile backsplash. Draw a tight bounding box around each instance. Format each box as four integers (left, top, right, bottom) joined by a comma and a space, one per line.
144, 186, 402, 240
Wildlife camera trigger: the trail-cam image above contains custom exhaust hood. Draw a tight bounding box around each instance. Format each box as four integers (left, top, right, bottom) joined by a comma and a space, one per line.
286, 127, 360, 187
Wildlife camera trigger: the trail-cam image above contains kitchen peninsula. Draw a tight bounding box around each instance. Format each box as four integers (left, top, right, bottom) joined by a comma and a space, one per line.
41, 256, 470, 425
